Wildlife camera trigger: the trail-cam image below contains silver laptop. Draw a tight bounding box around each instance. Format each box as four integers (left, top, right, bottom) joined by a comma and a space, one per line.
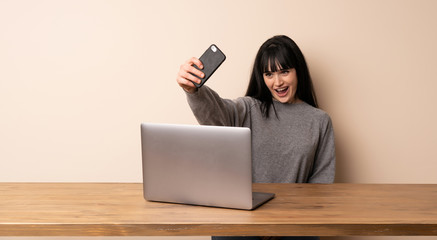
140, 122, 275, 210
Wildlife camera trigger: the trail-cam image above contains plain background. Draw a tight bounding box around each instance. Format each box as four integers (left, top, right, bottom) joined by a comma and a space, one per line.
1, 0, 436, 240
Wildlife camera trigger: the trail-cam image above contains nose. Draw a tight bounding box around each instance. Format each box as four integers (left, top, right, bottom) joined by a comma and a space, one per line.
273, 73, 284, 86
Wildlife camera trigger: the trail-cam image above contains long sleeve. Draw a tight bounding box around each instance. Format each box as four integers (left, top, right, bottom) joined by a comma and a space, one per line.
186, 86, 252, 127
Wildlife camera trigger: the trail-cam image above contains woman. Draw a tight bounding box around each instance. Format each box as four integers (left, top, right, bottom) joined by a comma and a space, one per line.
176, 35, 335, 240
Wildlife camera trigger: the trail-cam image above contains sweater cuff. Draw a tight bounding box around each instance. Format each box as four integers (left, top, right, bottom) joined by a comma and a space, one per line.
185, 86, 206, 101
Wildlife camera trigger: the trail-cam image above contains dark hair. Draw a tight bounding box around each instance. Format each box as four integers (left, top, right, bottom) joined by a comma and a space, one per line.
245, 35, 318, 118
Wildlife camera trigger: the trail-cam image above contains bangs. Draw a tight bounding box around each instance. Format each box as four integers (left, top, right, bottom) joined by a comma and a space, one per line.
260, 44, 295, 73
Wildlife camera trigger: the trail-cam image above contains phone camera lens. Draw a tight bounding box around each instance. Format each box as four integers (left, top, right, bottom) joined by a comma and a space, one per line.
211, 45, 217, 52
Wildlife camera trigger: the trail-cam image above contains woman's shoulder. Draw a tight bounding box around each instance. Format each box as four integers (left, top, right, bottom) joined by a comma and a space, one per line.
294, 102, 333, 124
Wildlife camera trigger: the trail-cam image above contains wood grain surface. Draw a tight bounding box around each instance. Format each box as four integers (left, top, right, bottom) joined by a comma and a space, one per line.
1, 183, 437, 236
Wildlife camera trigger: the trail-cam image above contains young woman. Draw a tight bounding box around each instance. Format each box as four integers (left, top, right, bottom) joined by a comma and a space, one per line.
176, 35, 335, 240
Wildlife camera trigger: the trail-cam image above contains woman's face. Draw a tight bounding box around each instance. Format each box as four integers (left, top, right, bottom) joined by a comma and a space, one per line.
263, 67, 298, 104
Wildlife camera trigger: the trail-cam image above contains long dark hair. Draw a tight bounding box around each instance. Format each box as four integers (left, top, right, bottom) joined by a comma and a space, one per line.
245, 35, 318, 118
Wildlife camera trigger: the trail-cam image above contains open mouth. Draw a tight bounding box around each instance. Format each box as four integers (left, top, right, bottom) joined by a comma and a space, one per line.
274, 87, 289, 97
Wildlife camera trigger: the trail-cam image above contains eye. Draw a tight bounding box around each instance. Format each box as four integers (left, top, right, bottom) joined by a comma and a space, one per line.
264, 72, 273, 78
280, 70, 290, 75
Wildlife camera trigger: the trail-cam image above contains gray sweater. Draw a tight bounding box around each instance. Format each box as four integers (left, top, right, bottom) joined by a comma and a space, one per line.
186, 86, 335, 184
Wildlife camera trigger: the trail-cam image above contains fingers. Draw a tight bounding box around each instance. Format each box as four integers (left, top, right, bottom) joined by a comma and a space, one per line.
176, 76, 197, 93
185, 57, 205, 79
192, 57, 203, 70
176, 57, 205, 93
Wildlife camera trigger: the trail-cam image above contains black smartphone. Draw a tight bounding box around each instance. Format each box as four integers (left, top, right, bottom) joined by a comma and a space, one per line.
191, 44, 226, 88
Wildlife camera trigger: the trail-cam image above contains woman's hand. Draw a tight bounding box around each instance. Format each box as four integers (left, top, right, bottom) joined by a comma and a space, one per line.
176, 57, 205, 93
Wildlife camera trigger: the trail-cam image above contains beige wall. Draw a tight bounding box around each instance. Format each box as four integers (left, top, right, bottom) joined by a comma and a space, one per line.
1, 0, 437, 240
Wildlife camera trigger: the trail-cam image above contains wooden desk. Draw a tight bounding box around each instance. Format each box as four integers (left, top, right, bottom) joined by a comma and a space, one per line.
1, 183, 437, 236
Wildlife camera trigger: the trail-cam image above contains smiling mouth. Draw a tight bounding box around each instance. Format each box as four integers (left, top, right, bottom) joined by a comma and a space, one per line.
275, 87, 289, 97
